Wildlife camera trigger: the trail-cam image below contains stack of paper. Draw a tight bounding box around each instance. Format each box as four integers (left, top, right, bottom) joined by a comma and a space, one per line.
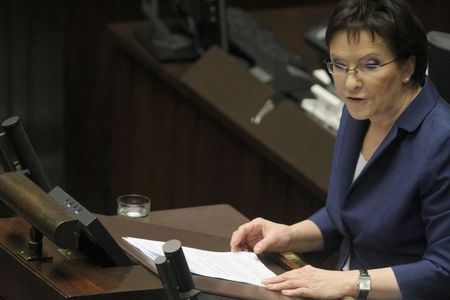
123, 237, 276, 287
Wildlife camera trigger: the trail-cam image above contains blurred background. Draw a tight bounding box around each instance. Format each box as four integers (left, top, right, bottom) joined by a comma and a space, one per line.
0, 0, 448, 220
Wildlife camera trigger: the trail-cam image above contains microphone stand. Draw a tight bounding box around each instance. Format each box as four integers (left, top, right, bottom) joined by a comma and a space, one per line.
1, 116, 53, 261
156, 239, 201, 300
156, 240, 239, 300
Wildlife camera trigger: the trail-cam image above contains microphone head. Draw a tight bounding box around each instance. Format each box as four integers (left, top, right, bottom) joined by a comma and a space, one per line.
1, 116, 52, 192
1, 116, 20, 129
162, 239, 196, 293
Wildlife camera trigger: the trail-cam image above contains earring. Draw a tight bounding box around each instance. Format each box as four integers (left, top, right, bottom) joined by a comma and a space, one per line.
403, 77, 410, 83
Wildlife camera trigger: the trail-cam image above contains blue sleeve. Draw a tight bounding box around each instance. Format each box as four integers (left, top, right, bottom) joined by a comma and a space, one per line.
392, 129, 450, 299
302, 207, 343, 266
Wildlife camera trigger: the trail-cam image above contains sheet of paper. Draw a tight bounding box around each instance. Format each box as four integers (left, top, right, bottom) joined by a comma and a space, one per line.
123, 237, 276, 286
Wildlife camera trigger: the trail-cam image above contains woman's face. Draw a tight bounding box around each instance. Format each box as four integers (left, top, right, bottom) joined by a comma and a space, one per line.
329, 30, 415, 124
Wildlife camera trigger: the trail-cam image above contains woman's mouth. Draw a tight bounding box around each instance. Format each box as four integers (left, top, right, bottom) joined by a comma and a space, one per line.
347, 96, 365, 101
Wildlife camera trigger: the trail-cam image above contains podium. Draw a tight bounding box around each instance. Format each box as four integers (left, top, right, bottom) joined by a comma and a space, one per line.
0, 217, 163, 300
0, 205, 301, 300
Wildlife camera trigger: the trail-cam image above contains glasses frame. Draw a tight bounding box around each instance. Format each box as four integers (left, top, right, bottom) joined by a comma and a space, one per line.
324, 57, 399, 76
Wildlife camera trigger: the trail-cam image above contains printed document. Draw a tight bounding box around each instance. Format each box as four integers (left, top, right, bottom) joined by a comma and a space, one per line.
123, 237, 276, 286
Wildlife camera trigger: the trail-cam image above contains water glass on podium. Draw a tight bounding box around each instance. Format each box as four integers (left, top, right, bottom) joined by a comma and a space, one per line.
117, 194, 151, 218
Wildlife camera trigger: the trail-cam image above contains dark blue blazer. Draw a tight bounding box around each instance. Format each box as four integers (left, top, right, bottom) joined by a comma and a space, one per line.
309, 78, 450, 299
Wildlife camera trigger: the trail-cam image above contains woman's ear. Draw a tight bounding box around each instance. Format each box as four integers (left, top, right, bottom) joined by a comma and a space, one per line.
402, 56, 416, 84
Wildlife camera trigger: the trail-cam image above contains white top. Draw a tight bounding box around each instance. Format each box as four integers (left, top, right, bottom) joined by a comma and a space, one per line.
342, 153, 368, 271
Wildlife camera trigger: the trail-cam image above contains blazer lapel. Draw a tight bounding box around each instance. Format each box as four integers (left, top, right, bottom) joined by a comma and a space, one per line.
327, 109, 368, 230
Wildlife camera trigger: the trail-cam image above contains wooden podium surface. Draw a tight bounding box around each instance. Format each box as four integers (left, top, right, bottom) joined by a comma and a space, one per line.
0, 205, 301, 300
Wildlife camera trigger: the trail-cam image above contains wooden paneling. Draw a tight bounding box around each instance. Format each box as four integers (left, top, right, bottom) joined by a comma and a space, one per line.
77, 16, 329, 223
63, 3, 337, 222
410, 0, 450, 33
0, 0, 65, 189
64, 0, 142, 212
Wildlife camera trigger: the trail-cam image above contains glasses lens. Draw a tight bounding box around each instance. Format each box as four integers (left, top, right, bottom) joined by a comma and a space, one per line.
332, 62, 348, 74
326, 62, 333, 74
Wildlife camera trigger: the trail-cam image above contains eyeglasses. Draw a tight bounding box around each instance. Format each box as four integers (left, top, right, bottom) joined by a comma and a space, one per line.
324, 58, 399, 77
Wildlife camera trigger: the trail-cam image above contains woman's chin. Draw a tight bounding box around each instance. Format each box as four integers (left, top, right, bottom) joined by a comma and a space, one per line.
346, 107, 370, 121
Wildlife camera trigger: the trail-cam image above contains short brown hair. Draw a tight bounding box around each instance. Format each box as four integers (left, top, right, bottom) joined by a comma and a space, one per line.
326, 0, 428, 85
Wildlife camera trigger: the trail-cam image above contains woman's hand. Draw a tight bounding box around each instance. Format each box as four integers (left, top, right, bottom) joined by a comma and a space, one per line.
263, 265, 358, 299
230, 217, 293, 254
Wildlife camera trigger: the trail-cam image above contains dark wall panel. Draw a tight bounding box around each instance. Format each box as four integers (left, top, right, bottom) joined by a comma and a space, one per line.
0, 0, 64, 186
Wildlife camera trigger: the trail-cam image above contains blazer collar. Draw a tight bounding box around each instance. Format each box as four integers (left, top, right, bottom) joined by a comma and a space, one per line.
394, 77, 439, 133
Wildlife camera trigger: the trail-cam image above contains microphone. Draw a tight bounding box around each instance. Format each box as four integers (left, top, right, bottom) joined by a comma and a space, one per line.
156, 239, 200, 300
157, 240, 241, 299
163, 239, 200, 298
1, 116, 52, 192
0, 132, 16, 172
155, 256, 182, 300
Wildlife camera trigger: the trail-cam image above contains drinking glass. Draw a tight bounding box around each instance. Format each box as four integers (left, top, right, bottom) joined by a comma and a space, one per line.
117, 194, 151, 218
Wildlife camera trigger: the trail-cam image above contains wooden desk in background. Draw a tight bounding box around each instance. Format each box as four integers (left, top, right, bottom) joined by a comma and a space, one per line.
65, 4, 336, 225
0, 204, 301, 300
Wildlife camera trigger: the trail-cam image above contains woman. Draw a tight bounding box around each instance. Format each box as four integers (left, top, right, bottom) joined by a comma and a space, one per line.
230, 0, 450, 299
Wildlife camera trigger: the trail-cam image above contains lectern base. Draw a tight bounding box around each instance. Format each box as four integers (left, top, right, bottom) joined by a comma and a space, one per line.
0, 217, 164, 300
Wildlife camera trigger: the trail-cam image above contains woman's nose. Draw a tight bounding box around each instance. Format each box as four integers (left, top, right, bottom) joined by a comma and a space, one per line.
344, 72, 363, 91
